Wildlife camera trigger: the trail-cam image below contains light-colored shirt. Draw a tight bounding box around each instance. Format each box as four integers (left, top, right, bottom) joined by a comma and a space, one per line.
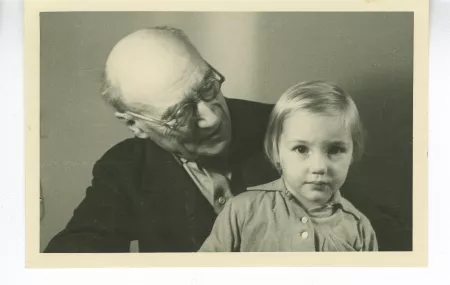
199, 178, 378, 252
176, 156, 234, 214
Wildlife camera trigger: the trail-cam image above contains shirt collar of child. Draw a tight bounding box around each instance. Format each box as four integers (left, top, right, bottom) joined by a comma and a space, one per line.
247, 178, 347, 216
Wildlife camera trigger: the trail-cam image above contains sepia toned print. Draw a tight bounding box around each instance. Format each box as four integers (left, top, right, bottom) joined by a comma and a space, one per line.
25, 0, 428, 268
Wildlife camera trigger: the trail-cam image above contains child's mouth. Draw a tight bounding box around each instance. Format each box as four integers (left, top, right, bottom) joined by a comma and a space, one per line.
306, 181, 329, 185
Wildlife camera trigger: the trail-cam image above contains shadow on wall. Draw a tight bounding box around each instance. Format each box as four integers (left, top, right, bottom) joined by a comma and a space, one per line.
344, 66, 413, 251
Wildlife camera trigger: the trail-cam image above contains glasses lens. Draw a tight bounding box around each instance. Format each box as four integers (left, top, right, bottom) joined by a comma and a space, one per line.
200, 80, 221, 101
171, 103, 196, 128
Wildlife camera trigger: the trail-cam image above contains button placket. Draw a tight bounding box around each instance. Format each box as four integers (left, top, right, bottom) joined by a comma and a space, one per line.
298, 215, 310, 239
282, 187, 315, 250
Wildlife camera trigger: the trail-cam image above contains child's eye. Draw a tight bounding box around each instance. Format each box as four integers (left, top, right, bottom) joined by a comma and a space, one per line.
294, 145, 309, 154
328, 146, 346, 155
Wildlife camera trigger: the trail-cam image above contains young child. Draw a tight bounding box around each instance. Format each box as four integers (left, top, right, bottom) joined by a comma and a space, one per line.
199, 80, 378, 252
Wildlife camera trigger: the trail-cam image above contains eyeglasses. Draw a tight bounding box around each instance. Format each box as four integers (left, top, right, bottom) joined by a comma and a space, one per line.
126, 65, 225, 130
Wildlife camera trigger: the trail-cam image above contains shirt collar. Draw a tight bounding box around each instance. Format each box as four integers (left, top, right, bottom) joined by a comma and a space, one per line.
173, 155, 187, 166
247, 178, 346, 212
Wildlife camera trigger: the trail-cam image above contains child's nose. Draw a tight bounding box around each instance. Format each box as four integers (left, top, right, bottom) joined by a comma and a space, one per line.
309, 153, 327, 174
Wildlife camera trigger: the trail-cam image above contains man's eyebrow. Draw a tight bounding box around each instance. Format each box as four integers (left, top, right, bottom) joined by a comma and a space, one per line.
161, 97, 191, 121
161, 68, 214, 121
192, 68, 215, 92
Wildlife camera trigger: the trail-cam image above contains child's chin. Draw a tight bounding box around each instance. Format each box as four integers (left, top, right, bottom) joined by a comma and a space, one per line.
305, 191, 333, 204
304, 183, 331, 194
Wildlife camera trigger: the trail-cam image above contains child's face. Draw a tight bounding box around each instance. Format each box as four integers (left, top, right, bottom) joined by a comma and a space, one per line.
278, 110, 353, 208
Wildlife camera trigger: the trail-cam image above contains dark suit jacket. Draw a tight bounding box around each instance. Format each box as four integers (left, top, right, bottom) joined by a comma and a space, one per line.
44, 98, 279, 253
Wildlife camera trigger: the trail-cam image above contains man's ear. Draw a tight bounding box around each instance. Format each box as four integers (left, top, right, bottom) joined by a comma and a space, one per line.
114, 112, 149, 139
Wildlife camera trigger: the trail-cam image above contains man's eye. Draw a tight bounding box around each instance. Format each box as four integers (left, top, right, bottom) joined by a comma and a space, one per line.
294, 146, 309, 154
172, 104, 196, 125
202, 86, 214, 98
200, 81, 219, 101
203, 80, 214, 90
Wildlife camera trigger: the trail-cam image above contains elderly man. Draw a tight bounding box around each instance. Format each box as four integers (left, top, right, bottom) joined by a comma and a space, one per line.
44, 26, 278, 252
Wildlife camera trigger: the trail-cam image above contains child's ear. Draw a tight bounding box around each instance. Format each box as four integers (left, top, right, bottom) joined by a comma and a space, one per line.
273, 156, 282, 174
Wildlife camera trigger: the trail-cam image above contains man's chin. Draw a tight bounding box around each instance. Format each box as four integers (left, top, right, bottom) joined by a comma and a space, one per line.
196, 140, 230, 158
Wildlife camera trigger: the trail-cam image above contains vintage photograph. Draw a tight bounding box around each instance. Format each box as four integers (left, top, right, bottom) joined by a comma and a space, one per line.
24, 0, 429, 267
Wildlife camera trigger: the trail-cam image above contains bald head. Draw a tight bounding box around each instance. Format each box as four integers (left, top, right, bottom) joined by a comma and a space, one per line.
102, 27, 207, 114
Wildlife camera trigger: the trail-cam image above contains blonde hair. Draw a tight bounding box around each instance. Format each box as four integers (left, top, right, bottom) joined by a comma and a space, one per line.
264, 80, 365, 171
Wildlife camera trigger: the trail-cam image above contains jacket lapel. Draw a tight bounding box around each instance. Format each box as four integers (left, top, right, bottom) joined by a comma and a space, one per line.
140, 140, 215, 250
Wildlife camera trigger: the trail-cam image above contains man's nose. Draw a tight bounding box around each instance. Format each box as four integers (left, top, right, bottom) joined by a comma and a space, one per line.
196, 101, 220, 128
309, 152, 327, 175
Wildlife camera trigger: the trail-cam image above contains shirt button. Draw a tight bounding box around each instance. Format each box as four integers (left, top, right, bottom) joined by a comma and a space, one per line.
299, 231, 309, 239
301, 217, 308, 223
218, 197, 226, 205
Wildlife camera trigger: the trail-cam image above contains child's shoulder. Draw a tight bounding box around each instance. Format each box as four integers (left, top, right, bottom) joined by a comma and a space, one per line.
339, 196, 372, 224
231, 179, 284, 206
246, 178, 285, 192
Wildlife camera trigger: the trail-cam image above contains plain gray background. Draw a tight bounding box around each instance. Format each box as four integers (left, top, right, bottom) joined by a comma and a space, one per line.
40, 12, 413, 252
